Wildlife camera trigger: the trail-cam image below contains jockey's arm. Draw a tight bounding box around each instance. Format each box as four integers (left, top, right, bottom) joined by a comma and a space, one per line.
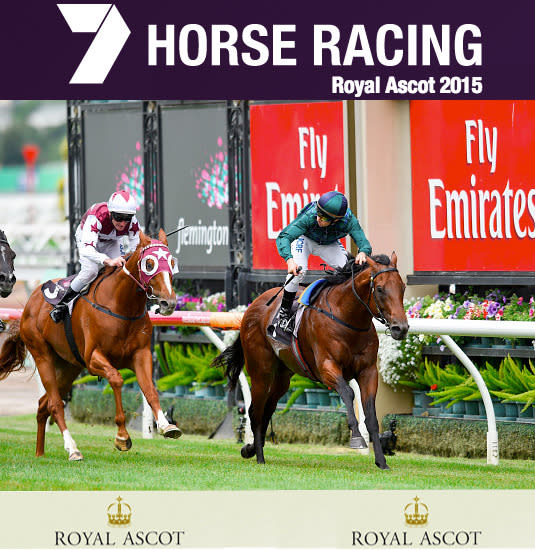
347, 215, 372, 258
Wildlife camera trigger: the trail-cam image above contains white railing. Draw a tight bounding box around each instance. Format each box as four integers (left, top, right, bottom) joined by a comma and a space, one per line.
374, 318, 535, 466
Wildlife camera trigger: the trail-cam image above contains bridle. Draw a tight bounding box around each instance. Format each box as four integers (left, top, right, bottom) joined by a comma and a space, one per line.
121, 242, 175, 300
0, 235, 16, 284
351, 262, 399, 332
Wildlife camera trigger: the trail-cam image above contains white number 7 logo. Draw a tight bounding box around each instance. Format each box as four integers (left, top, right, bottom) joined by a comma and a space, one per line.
57, 4, 130, 84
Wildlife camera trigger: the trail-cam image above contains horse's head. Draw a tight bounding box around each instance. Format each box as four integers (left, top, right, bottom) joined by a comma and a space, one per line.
130, 230, 177, 316
0, 231, 16, 298
366, 252, 408, 341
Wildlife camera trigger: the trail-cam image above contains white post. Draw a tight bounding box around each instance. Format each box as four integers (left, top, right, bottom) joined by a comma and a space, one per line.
199, 326, 253, 443
440, 335, 499, 466
349, 379, 369, 454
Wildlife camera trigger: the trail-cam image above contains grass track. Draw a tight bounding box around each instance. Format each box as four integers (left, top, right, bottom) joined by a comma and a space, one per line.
0, 415, 533, 490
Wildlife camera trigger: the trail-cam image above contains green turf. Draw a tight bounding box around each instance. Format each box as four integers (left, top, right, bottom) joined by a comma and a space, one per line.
0, 415, 533, 490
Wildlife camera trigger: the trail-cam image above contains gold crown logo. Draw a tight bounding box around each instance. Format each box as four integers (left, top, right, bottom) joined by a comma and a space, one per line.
404, 496, 429, 526
107, 496, 132, 526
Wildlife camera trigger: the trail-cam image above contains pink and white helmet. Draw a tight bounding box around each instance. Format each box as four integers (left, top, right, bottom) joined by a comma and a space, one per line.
108, 190, 137, 215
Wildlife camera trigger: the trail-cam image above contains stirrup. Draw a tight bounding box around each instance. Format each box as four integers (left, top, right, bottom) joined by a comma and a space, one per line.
278, 316, 293, 332
50, 304, 67, 323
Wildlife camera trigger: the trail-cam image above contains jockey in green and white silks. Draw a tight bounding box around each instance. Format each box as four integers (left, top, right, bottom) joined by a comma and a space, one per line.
275, 190, 372, 331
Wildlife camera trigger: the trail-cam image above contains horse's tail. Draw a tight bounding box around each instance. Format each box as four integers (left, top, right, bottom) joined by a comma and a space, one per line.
0, 320, 27, 381
211, 335, 244, 391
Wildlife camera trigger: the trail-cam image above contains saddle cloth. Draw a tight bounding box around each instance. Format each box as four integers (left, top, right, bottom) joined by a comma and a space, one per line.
41, 275, 77, 305
267, 278, 328, 345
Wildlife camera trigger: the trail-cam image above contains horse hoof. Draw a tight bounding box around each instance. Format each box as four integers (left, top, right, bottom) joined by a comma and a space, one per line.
163, 425, 182, 439
349, 436, 368, 449
241, 444, 256, 459
376, 462, 390, 470
114, 437, 132, 452
69, 451, 83, 461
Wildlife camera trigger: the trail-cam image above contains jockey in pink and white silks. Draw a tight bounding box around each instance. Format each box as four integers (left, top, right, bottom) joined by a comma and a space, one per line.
50, 190, 140, 323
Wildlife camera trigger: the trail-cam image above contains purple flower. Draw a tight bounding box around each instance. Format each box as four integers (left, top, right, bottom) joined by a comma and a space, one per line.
487, 302, 499, 317
518, 297, 524, 305
463, 300, 471, 308
440, 345, 445, 352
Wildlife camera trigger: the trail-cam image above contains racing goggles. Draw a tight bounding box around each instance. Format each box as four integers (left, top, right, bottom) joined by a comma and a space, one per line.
111, 212, 134, 223
317, 213, 334, 223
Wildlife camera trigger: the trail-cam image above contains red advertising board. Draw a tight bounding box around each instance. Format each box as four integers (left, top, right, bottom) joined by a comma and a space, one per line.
250, 102, 345, 270
411, 100, 535, 272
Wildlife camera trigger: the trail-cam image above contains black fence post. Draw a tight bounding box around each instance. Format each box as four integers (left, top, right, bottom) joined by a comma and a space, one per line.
143, 101, 163, 238
226, 100, 251, 308
66, 100, 85, 276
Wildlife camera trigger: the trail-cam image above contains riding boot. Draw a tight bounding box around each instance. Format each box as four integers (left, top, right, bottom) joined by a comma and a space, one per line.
49, 287, 79, 324
278, 290, 297, 332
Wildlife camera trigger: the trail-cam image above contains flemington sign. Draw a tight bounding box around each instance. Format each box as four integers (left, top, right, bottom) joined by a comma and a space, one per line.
411, 100, 535, 275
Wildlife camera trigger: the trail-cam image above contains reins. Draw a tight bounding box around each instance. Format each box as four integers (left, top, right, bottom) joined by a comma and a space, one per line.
309, 263, 398, 334
82, 257, 147, 321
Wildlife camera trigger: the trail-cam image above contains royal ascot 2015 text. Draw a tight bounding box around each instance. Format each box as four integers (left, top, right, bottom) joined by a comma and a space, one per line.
331, 76, 483, 97
147, 24, 482, 68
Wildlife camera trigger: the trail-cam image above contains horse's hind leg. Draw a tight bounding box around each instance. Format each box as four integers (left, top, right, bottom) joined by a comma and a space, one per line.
357, 364, 388, 470
31, 351, 82, 461
259, 366, 292, 448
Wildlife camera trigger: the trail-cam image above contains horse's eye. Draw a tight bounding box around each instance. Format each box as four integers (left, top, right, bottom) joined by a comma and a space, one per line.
377, 286, 385, 294
146, 259, 154, 270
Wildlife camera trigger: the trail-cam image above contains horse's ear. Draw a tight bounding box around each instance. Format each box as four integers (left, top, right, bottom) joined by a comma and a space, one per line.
158, 228, 168, 246
139, 231, 151, 246
391, 251, 398, 267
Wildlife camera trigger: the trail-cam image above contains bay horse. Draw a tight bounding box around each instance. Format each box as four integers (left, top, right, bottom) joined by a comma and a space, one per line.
0, 230, 16, 298
0, 229, 181, 460
213, 253, 408, 470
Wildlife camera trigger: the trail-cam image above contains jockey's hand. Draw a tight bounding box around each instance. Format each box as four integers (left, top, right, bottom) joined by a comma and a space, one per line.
286, 258, 300, 276
355, 252, 367, 265
104, 256, 126, 268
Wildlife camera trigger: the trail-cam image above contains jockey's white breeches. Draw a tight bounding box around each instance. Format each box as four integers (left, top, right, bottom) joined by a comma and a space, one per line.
70, 229, 122, 293
284, 236, 348, 292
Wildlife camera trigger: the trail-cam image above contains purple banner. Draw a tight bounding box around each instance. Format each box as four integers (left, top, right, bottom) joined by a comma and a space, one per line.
1, 0, 533, 99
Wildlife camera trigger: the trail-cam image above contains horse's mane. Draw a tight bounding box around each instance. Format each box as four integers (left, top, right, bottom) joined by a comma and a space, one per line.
323, 254, 391, 286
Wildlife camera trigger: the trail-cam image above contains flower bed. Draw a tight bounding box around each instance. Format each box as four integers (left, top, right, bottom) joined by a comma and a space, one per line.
378, 290, 535, 420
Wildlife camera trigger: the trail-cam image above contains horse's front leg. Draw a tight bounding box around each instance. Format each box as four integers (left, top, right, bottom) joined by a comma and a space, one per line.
132, 348, 182, 439
357, 363, 389, 470
89, 350, 131, 451
322, 361, 367, 450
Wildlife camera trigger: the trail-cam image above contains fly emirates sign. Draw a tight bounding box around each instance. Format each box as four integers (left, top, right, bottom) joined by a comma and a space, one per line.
411, 101, 535, 272
250, 102, 345, 270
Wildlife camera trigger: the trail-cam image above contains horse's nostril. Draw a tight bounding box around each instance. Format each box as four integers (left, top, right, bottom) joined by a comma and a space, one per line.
0, 274, 5, 282
160, 300, 169, 310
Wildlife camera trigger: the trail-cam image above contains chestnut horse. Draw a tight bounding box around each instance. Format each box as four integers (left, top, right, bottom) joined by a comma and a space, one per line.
213, 253, 408, 470
0, 229, 181, 460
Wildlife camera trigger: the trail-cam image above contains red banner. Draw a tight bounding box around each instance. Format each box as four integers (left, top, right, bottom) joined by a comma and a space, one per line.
411, 100, 535, 272
250, 101, 345, 270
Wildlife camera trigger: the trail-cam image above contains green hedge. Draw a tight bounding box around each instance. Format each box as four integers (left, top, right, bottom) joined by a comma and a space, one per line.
382, 414, 535, 460
71, 389, 350, 443
72, 389, 229, 435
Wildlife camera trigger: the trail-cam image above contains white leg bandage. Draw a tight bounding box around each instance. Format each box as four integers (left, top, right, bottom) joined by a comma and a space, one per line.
156, 409, 170, 433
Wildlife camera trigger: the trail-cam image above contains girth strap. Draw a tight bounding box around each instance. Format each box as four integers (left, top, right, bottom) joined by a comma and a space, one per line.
291, 335, 321, 382
63, 312, 86, 367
